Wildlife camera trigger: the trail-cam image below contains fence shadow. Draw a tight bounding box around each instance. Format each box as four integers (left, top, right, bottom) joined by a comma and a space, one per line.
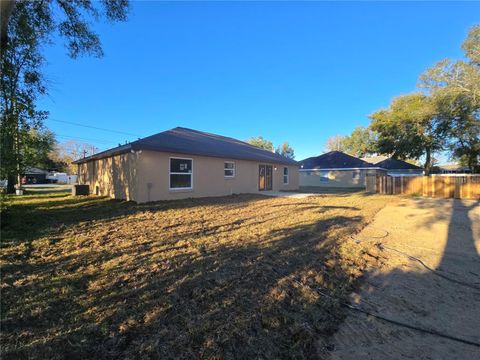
326, 198, 480, 359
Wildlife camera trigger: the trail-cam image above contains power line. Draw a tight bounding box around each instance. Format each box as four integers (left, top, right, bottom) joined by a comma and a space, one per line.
55, 134, 120, 145
47, 118, 142, 137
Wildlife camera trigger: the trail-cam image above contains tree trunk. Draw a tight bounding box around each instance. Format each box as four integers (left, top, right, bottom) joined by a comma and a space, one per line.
0, 0, 15, 53
424, 148, 432, 176
6, 173, 15, 193
14, 112, 22, 191
468, 155, 476, 174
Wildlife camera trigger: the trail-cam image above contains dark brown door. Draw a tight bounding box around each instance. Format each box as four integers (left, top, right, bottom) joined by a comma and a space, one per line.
259, 165, 273, 191
259, 165, 266, 190
265, 165, 273, 190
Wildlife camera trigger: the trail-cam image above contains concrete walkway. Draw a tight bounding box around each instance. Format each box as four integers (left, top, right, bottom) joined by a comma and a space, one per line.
326, 198, 480, 359
258, 191, 318, 199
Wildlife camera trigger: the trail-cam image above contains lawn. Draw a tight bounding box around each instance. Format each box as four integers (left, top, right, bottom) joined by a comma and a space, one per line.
1, 190, 390, 359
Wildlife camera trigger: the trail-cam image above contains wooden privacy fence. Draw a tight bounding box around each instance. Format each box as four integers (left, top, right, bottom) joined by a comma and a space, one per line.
366, 175, 480, 200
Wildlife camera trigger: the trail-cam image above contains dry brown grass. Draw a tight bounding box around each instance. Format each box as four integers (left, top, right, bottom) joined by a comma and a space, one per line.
1, 190, 391, 359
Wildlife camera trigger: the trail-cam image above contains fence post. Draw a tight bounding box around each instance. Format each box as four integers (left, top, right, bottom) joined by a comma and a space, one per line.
468, 177, 472, 199
445, 176, 450, 198
454, 177, 460, 199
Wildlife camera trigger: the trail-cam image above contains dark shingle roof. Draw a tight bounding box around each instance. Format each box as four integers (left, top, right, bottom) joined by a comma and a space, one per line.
299, 151, 375, 169
74, 127, 298, 165
375, 158, 422, 170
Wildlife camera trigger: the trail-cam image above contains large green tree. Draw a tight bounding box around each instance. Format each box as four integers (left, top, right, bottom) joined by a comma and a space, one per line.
369, 93, 444, 174
419, 25, 480, 172
1, 0, 128, 192
23, 129, 56, 170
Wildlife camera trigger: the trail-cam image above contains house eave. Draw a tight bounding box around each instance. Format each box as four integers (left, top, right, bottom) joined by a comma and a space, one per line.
299, 167, 386, 171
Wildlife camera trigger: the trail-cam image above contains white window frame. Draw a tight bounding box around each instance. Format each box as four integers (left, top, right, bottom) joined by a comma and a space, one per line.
169, 157, 193, 190
283, 167, 289, 185
224, 161, 235, 178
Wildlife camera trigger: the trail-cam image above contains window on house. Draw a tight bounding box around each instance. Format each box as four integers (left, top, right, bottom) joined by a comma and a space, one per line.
283, 167, 289, 184
224, 162, 235, 177
352, 171, 360, 180
170, 158, 192, 189
320, 171, 329, 182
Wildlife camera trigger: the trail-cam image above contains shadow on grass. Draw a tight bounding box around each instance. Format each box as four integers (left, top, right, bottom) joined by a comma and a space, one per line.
0, 192, 386, 359
298, 186, 374, 197
326, 198, 480, 359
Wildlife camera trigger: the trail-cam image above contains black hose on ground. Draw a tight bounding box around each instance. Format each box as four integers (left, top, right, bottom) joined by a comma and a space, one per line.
247, 252, 480, 349
376, 243, 480, 291
350, 230, 480, 291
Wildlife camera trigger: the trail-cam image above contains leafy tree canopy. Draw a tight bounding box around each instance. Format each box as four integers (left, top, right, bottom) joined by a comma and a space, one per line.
418, 24, 480, 172
342, 126, 377, 157
369, 93, 444, 173
1, 0, 129, 192
275, 141, 295, 159
462, 24, 480, 67
247, 136, 274, 151
324, 128, 377, 157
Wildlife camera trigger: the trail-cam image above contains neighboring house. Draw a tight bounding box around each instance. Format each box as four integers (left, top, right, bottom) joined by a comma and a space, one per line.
22, 167, 48, 184
362, 157, 424, 176
432, 163, 472, 174
299, 151, 385, 189
73, 127, 299, 203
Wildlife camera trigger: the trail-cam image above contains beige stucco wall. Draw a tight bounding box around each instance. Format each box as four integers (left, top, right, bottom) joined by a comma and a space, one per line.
299, 169, 380, 188
135, 151, 299, 203
78, 152, 138, 201
78, 150, 299, 203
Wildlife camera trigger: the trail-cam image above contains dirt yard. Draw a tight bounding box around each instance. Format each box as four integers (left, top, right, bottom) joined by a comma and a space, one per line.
1, 190, 391, 359
326, 198, 480, 359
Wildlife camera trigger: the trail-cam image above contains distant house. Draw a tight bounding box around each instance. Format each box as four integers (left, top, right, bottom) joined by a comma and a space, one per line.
22, 167, 48, 184
362, 157, 424, 176
73, 127, 299, 203
299, 151, 385, 189
431, 163, 472, 174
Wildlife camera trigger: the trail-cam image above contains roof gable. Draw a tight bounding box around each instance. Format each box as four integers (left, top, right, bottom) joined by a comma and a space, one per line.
299, 151, 373, 169
375, 158, 422, 170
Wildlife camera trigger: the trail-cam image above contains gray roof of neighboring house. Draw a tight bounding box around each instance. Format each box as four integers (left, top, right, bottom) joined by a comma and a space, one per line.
435, 163, 470, 171
299, 151, 376, 170
24, 167, 48, 174
73, 127, 298, 165
361, 155, 389, 164
374, 158, 422, 170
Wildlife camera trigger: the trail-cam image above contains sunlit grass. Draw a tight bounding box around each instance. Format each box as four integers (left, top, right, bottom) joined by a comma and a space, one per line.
1, 191, 391, 359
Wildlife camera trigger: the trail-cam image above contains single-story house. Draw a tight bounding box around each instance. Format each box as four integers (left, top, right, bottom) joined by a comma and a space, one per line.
362, 156, 424, 176
431, 163, 472, 174
73, 127, 299, 203
299, 151, 385, 189
22, 167, 48, 184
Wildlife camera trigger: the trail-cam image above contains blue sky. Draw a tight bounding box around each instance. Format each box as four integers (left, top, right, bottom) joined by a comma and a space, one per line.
39, 1, 480, 160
